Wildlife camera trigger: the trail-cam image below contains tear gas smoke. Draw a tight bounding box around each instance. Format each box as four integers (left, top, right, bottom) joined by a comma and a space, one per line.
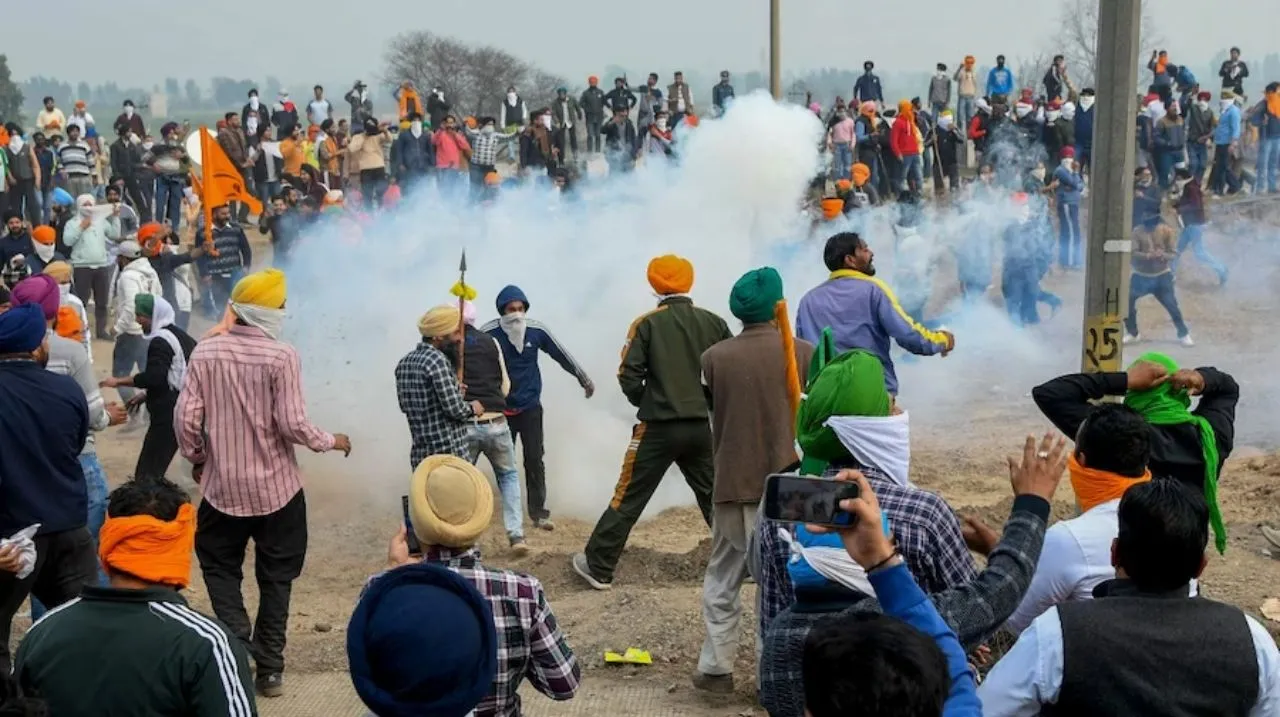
281, 91, 1110, 520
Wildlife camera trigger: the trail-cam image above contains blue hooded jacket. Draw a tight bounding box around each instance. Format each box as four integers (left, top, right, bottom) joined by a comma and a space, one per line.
481, 285, 590, 412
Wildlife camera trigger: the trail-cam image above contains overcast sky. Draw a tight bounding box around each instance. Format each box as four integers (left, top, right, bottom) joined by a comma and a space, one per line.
5, 0, 1271, 89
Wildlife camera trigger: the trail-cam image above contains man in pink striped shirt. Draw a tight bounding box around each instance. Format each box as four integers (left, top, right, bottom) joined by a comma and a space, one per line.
175, 268, 350, 699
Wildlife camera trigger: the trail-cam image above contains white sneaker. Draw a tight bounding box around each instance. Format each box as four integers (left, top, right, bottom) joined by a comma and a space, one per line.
1122, 333, 1142, 345
1180, 334, 1195, 347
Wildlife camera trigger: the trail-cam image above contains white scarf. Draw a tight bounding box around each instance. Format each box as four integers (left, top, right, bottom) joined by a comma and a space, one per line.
145, 296, 188, 391
779, 528, 874, 596
825, 411, 912, 487
33, 242, 56, 263
231, 302, 285, 340
500, 312, 527, 353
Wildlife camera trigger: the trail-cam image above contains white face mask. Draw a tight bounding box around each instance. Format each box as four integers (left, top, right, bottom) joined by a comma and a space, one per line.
1080, 96, 1095, 110
250, 96, 260, 109
481, 125, 495, 135
1221, 99, 1234, 112
246, 116, 260, 134
129, 132, 141, 145
1197, 101, 1210, 112
656, 119, 668, 130
499, 311, 527, 352
34, 242, 55, 263
142, 141, 154, 151
410, 121, 423, 135
1016, 104, 1033, 118
8, 135, 24, 153
1061, 157, 1074, 169
540, 115, 552, 129
58, 283, 71, 300
936, 70, 946, 78
124, 106, 134, 117
1047, 110, 1061, 121
507, 92, 517, 103
937, 115, 953, 129
1031, 167, 1046, 181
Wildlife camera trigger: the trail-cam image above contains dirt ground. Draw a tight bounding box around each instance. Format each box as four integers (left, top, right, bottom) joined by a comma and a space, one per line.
14, 203, 1280, 716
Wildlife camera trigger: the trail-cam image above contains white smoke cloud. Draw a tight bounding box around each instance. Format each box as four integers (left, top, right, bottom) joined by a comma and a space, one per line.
284, 91, 1067, 521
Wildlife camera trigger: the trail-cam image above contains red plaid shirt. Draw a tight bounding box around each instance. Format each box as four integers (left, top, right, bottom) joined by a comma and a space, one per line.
422, 546, 580, 716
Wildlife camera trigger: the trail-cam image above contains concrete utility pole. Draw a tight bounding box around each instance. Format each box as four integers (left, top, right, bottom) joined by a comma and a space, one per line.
770, 0, 782, 100
1080, 0, 1141, 374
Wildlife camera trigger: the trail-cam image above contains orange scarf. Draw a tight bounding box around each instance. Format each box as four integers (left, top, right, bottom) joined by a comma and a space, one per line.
399, 88, 422, 120
1267, 91, 1280, 119
98, 503, 197, 588
1068, 454, 1151, 513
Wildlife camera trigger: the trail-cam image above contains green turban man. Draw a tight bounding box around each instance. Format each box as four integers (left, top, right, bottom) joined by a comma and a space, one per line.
796, 349, 892, 475
729, 267, 784, 324
1124, 351, 1226, 553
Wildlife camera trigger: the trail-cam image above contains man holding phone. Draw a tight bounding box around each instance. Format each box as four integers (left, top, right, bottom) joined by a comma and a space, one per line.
694, 267, 813, 694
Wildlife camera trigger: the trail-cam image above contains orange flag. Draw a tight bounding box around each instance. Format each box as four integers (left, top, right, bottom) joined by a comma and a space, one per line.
198, 126, 262, 254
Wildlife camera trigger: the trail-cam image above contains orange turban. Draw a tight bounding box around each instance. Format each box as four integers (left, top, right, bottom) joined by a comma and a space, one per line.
484, 171, 501, 186
75, 100, 87, 109
465, 116, 478, 129
32, 225, 56, 246
821, 198, 845, 220
835, 179, 853, 193
138, 222, 165, 257
98, 502, 197, 588
588, 75, 599, 85
897, 99, 915, 124
852, 163, 871, 187
54, 305, 84, 344
683, 114, 700, 127
647, 255, 694, 295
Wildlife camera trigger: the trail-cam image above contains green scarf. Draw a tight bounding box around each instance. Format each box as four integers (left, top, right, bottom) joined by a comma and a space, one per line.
796, 346, 892, 476
1124, 352, 1226, 553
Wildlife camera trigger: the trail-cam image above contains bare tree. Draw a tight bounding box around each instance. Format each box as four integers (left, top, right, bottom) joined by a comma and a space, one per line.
1013, 51, 1053, 98
381, 31, 566, 122
1058, 0, 1163, 89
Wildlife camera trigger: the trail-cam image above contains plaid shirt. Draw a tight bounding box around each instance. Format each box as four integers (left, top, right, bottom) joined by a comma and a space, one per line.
466, 129, 506, 167
424, 546, 581, 716
755, 464, 978, 634
395, 340, 472, 466
758, 495, 1051, 717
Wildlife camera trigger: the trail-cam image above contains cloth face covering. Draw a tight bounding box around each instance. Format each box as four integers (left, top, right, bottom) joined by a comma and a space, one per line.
500, 312, 527, 353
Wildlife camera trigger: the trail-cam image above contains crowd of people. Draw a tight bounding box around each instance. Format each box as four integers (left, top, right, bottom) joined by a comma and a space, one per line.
0, 44, 1275, 717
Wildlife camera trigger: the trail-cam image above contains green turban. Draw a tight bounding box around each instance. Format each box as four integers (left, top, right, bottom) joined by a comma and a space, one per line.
135, 293, 156, 319
1123, 352, 1226, 554
796, 349, 892, 474
729, 267, 784, 324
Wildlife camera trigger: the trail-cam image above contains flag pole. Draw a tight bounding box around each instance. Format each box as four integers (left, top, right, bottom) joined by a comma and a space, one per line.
456, 249, 467, 382
199, 127, 216, 255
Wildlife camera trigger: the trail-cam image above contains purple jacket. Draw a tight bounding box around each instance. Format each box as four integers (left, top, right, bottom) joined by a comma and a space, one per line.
795, 270, 949, 394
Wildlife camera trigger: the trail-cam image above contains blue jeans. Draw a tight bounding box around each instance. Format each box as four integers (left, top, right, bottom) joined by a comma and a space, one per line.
957, 97, 976, 137
31, 453, 109, 620
1125, 272, 1188, 338
1056, 201, 1083, 268
833, 143, 853, 181
154, 177, 184, 233
1155, 150, 1178, 189
111, 333, 148, 404
899, 154, 923, 193
1002, 259, 1040, 326
1257, 137, 1280, 194
465, 419, 524, 542
258, 179, 281, 207
1187, 143, 1209, 182
1173, 224, 1228, 283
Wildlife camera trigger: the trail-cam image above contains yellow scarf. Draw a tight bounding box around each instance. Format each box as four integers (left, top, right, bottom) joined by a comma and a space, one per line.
1068, 454, 1151, 513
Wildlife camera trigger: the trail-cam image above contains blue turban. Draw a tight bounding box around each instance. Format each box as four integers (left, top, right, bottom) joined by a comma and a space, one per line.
0, 304, 49, 354
51, 187, 74, 207
347, 563, 498, 717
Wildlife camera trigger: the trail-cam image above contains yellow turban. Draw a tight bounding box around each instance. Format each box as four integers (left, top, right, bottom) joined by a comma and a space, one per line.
418, 305, 461, 338
230, 269, 287, 309
43, 260, 73, 285
647, 255, 694, 295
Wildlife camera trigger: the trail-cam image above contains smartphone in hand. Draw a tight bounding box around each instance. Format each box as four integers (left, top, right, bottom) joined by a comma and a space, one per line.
401, 495, 423, 556
763, 473, 861, 527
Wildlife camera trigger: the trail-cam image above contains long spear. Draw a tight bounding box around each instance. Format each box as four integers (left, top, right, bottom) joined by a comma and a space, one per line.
455, 250, 467, 382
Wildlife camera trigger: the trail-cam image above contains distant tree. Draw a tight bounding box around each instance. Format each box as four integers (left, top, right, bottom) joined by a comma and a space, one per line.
1014, 51, 1054, 98
0, 55, 23, 125
264, 76, 282, 100
382, 31, 566, 121
212, 77, 256, 109
1058, 0, 1161, 89
184, 79, 202, 108
76, 81, 92, 103
164, 77, 181, 98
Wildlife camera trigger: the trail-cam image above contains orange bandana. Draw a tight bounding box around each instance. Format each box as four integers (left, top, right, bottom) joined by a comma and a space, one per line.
54, 306, 84, 344
1068, 454, 1151, 513
98, 503, 197, 588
